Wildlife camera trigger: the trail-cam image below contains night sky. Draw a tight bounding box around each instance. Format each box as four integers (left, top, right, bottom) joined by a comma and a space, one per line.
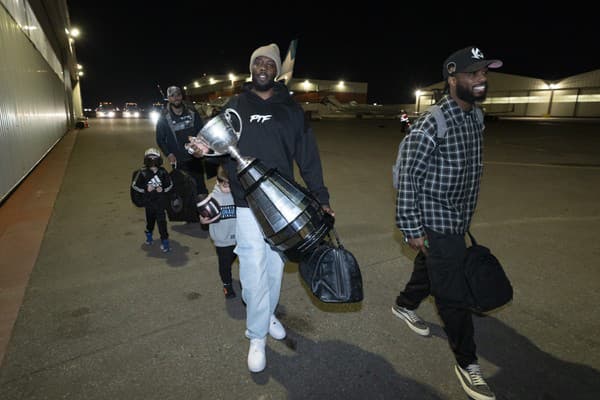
67, 3, 597, 108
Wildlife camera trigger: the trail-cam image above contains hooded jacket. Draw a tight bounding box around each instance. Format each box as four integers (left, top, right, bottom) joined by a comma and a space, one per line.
131, 166, 173, 208
155, 104, 203, 163
208, 183, 236, 247
221, 82, 330, 208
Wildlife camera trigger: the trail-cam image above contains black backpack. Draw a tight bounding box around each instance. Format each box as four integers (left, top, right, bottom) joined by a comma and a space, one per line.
130, 169, 149, 207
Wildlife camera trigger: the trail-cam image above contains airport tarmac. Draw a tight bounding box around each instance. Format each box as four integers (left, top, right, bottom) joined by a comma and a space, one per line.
0, 117, 599, 399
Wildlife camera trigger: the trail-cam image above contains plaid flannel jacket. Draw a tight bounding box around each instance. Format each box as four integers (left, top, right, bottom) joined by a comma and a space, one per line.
395, 95, 484, 239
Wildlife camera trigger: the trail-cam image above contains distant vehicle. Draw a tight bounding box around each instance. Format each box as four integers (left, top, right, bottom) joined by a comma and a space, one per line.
75, 116, 89, 128
95, 102, 118, 118
148, 102, 164, 124
83, 107, 95, 118
122, 102, 141, 118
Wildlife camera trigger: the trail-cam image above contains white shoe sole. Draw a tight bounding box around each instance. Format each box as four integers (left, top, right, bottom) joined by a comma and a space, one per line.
391, 306, 430, 336
454, 366, 496, 400
248, 358, 266, 373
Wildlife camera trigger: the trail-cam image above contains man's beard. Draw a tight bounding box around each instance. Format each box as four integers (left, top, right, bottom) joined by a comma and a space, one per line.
170, 101, 183, 109
252, 75, 275, 92
456, 82, 488, 103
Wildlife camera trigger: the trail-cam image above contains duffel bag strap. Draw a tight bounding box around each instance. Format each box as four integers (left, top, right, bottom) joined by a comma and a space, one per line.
330, 227, 344, 250
466, 230, 478, 246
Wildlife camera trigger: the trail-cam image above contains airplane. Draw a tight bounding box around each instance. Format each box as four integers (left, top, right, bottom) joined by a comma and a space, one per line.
278, 38, 297, 85
195, 39, 406, 120
316, 95, 405, 119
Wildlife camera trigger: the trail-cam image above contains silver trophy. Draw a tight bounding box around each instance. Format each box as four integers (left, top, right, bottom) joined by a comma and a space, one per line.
198, 108, 332, 262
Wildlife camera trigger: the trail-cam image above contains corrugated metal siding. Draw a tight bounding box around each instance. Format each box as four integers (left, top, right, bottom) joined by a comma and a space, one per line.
0, 3, 68, 202
560, 70, 600, 89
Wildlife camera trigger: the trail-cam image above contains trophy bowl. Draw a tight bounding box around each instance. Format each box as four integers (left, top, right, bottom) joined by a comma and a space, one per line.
198, 109, 242, 156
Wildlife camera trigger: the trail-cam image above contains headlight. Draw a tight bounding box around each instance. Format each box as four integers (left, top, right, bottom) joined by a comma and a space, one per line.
150, 111, 160, 124
108, 111, 115, 118
134, 112, 140, 118
98, 111, 106, 117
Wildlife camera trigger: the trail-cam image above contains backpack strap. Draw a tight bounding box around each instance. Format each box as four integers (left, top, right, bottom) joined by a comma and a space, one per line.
429, 104, 448, 140
430, 104, 483, 141
474, 106, 484, 125
392, 104, 449, 189
164, 107, 196, 146
164, 112, 180, 146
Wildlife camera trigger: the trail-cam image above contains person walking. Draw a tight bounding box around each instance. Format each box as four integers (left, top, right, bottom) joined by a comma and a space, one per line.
155, 86, 209, 196
199, 166, 238, 299
392, 46, 502, 400
131, 148, 174, 252
400, 109, 410, 133
190, 43, 334, 373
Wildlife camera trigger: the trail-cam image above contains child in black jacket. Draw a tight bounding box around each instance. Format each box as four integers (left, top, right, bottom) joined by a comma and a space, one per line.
132, 148, 174, 252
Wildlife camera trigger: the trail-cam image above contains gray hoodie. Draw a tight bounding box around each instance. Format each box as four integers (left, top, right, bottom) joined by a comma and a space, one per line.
208, 183, 236, 247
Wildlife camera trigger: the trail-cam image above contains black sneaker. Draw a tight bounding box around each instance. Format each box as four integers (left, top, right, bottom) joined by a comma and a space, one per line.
455, 364, 496, 400
223, 284, 236, 299
391, 304, 430, 336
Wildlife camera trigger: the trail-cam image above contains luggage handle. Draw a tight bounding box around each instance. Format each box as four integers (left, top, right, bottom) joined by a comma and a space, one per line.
329, 227, 344, 249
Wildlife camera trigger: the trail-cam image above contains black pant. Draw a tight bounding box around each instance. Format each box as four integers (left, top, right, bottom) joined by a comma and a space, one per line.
396, 227, 476, 368
145, 204, 168, 240
180, 158, 208, 195
401, 121, 409, 133
215, 245, 236, 285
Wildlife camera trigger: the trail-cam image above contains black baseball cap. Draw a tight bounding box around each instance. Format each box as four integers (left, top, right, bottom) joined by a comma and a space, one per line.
443, 46, 502, 79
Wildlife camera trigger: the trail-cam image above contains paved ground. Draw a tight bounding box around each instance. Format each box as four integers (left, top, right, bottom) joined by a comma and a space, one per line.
0, 117, 599, 399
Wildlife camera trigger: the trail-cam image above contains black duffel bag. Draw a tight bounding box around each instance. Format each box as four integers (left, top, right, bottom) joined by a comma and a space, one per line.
464, 231, 513, 313
299, 228, 363, 303
167, 168, 199, 223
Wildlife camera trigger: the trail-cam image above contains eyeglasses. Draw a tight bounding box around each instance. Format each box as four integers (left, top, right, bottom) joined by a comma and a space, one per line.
217, 178, 230, 186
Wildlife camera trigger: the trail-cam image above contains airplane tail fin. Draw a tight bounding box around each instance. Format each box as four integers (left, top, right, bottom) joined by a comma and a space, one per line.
278, 39, 298, 85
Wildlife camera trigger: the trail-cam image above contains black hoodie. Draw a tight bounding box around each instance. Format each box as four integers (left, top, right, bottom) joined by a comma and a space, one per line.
221, 82, 330, 208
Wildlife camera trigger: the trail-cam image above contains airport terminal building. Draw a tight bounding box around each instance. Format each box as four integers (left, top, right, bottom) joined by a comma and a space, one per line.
183, 70, 600, 120
415, 70, 600, 118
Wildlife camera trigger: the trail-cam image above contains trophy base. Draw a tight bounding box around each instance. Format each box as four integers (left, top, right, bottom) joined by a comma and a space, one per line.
238, 159, 334, 263
282, 212, 334, 262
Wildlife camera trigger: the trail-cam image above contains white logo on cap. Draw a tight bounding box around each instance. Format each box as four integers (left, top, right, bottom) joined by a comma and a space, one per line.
471, 48, 484, 60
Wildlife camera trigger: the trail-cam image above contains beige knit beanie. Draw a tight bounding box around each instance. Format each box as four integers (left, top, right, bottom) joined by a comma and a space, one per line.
249, 43, 281, 79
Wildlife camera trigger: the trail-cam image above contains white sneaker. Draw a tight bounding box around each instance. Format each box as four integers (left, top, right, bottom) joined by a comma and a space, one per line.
269, 315, 286, 340
247, 338, 266, 373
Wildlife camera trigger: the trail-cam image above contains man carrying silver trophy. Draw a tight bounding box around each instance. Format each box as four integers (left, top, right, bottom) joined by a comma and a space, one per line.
188, 43, 334, 374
